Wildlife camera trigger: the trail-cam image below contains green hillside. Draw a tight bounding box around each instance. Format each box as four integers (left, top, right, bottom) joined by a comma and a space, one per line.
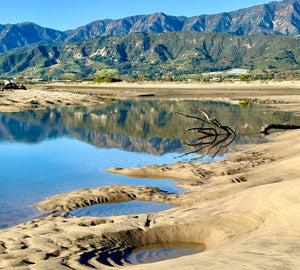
0, 31, 300, 80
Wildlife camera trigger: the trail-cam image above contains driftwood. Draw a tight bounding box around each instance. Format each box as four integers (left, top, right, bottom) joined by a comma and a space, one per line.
1, 82, 27, 91
261, 123, 300, 134
176, 107, 236, 159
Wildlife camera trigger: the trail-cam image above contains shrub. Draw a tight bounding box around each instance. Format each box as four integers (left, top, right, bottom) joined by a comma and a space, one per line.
94, 76, 122, 83
239, 75, 249, 81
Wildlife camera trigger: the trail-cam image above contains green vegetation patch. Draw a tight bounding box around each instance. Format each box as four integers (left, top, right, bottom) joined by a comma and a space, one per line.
94, 76, 122, 83
95, 68, 118, 77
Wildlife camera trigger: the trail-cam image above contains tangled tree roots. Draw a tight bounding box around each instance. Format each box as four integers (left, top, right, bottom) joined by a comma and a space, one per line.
176, 107, 236, 159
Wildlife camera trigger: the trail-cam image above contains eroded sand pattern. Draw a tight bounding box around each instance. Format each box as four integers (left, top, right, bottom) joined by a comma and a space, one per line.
0, 82, 300, 269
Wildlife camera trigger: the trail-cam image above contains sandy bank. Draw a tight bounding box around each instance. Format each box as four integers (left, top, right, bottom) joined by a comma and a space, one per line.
0, 80, 300, 113
0, 89, 104, 112
40, 80, 300, 90
38, 81, 300, 105
0, 82, 300, 269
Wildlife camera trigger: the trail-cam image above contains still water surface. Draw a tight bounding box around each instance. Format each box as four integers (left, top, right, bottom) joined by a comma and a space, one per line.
0, 100, 298, 228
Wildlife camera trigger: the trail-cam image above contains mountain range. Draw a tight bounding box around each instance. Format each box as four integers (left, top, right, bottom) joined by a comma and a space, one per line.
0, 31, 299, 79
0, 0, 300, 54
0, 0, 300, 79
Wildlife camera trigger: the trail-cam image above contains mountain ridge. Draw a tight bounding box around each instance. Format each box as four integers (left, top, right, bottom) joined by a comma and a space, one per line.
0, 0, 299, 53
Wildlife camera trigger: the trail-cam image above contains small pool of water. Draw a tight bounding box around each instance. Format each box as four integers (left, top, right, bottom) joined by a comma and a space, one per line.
70, 200, 175, 217
125, 242, 205, 265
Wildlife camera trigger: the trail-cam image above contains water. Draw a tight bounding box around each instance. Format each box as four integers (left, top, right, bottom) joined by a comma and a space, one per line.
0, 138, 184, 228
125, 242, 205, 265
0, 100, 298, 228
70, 200, 175, 217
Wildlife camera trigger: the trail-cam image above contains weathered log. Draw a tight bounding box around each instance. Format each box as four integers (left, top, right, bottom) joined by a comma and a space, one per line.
261, 124, 300, 134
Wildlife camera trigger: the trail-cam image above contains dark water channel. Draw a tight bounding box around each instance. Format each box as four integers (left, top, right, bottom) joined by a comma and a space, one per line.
0, 99, 298, 229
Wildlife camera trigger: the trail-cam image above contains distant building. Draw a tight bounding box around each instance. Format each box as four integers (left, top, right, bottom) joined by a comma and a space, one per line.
202, 69, 248, 76
225, 69, 248, 75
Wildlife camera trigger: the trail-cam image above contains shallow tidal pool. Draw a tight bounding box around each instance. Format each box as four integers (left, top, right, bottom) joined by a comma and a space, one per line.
125, 242, 205, 265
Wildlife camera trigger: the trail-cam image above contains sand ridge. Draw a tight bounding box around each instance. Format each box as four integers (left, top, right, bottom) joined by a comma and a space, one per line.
32, 184, 180, 212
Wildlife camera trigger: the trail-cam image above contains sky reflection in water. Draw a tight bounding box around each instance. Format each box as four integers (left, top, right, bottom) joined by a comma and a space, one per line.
0, 137, 190, 228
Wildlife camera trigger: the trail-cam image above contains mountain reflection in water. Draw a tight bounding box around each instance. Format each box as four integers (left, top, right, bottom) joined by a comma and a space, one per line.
1, 100, 298, 155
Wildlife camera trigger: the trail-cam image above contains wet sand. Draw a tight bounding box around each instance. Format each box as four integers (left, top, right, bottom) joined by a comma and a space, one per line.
0, 81, 300, 269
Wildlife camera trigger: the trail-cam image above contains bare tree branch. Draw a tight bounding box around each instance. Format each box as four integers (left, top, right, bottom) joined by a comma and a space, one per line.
176, 108, 236, 159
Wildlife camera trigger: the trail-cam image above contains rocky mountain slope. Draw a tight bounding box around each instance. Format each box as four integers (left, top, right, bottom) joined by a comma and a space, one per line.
0, 0, 299, 53
66, 0, 300, 40
0, 22, 66, 52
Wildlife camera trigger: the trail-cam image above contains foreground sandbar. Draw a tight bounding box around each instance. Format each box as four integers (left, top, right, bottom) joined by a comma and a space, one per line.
0, 129, 299, 269
0, 82, 300, 269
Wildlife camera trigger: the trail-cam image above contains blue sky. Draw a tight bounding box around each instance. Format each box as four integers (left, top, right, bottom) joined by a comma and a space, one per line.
1, 0, 272, 30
